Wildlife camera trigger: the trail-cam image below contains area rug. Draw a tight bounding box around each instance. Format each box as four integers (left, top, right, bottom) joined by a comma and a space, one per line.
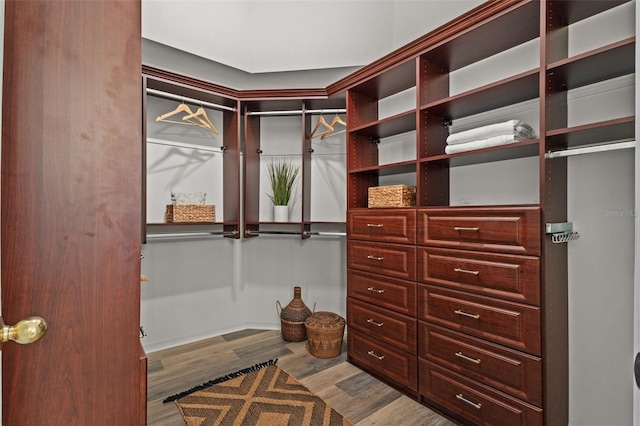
164, 360, 354, 426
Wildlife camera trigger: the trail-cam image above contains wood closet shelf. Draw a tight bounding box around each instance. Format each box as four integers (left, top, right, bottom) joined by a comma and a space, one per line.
419, 1, 540, 73
348, 161, 416, 176
546, 38, 635, 90
346, 60, 416, 100
349, 110, 416, 138
142, 70, 242, 241
550, 0, 629, 24
421, 139, 540, 167
546, 117, 635, 150
344, 0, 634, 425
143, 68, 347, 240
243, 97, 346, 238
419, 69, 539, 120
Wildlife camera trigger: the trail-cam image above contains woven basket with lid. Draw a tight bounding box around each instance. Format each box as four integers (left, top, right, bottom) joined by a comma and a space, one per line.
304, 311, 345, 358
276, 286, 313, 342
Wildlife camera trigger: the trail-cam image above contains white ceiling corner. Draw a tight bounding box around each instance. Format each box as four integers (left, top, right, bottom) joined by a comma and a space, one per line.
141, 0, 484, 74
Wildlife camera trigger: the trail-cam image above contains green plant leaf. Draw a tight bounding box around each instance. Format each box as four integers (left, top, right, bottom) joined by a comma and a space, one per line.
266, 158, 300, 206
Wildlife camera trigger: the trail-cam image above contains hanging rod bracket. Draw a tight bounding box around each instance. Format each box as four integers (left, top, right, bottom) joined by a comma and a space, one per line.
545, 222, 573, 234
546, 222, 580, 244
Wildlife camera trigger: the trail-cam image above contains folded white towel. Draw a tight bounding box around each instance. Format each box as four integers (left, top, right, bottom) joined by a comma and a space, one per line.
446, 120, 535, 145
444, 134, 526, 154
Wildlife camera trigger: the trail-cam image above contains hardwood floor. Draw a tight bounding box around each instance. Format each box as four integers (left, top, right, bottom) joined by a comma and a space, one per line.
146, 329, 456, 425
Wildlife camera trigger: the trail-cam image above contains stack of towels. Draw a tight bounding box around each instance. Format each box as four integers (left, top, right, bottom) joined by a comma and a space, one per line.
445, 119, 536, 154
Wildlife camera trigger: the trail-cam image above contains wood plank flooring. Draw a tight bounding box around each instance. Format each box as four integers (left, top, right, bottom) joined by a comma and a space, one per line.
146, 329, 457, 425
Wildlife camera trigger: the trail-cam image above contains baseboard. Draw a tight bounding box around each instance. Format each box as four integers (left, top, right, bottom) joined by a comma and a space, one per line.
143, 322, 280, 354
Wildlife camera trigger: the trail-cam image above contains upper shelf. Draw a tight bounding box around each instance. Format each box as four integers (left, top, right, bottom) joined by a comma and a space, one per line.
422, 139, 540, 167
551, 0, 632, 26
546, 116, 635, 150
346, 59, 416, 100
420, 69, 539, 120
350, 110, 416, 139
144, 69, 239, 111
421, 0, 539, 72
547, 38, 635, 91
349, 160, 416, 176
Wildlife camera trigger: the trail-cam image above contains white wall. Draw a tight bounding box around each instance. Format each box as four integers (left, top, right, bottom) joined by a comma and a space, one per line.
141, 104, 347, 352
568, 148, 635, 426
566, 7, 636, 424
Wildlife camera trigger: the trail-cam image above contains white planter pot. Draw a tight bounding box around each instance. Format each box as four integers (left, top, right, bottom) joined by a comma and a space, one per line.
273, 205, 289, 222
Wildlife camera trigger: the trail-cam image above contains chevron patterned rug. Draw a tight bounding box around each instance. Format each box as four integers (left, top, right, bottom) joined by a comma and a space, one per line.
168, 362, 354, 426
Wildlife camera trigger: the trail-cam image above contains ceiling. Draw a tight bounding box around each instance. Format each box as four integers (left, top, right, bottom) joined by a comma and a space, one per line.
141, 0, 485, 75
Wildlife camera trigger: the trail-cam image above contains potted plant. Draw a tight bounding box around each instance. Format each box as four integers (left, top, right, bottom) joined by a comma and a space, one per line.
266, 158, 300, 222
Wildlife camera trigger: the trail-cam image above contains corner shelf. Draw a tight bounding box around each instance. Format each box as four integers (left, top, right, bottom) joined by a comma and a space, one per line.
142, 67, 241, 242
243, 97, 347, 239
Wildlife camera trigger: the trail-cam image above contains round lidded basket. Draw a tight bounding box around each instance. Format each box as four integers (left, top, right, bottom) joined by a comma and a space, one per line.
304, 311, 345, 359
276, 286, 313, 342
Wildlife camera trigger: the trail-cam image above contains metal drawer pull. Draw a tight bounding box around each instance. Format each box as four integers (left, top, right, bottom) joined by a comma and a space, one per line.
367, 287, 384, 294
367, 223, 384, 228
454, 268, 479, 275
456, 394, 482, 410
367, 350, 385, 360
367, 255, 383, 261
367, 319, 384, 327
454, 227, 479, 231
454, 309, 480, 319
455, 351, 481, 364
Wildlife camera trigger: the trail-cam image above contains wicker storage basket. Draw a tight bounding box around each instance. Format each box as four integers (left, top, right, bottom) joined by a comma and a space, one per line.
304, 311, 345, 359
368, 185, 416, 208
276, 287, 313, 342
165, 204, 215, 223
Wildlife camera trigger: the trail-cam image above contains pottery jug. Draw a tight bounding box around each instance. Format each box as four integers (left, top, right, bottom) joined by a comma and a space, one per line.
276, 286, 313, 342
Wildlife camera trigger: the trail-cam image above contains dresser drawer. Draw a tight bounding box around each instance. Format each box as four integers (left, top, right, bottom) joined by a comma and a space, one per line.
419, 322, 541, 407
418, 206, 540, 256
348, 298, 417, 354
418, 285, 540, 355
348, 329, 417, 391
348, 209, 416, 244
420, 359, 543, 426
348, 240, 416, 281
347, 269, 416, 316
418, 247, 540, 305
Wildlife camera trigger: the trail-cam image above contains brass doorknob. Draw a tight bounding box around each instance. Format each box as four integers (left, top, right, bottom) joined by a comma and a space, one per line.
0, 316, 48, 345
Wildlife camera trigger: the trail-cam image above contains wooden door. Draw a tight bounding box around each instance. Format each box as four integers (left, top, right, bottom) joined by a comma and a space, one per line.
1, 1, 144, 425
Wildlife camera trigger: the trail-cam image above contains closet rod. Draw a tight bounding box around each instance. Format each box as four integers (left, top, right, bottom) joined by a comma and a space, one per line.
245, 230, 301, 236
304, 231, 346, 237
306, 109, 346, 114
245, 230, 346, 237
146, 231, 237, 240
545, 140, 635, 159
147, 137, 223, 153
246, 109, 346, 117
146, 88, 237, 112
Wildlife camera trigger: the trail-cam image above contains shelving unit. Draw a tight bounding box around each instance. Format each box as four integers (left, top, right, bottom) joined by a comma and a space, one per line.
343, 1, 635, 425
138, 1, 634, 421
142, 67, 241, 241
141, 68, 347, 241
243, 97, 346, 239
